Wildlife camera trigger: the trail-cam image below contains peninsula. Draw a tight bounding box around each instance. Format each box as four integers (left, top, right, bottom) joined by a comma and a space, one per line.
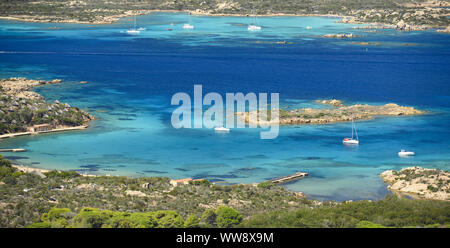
0, 78, 94, 137
380, 167, 450, 201
237, 99, 425, 126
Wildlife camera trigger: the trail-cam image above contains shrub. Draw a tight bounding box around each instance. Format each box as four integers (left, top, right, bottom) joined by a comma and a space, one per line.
257, 181, 274, 189
184, 214, 200, 228
200, 209, 217, 227
215, 206, 243, 228
356, 221, 387, 228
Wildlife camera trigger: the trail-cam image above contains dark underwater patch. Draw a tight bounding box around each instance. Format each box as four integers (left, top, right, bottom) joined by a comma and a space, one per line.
3, 156, 29, 160
193, 173, 241, 179
245, 154, 269, 159
142, 170, 168, 174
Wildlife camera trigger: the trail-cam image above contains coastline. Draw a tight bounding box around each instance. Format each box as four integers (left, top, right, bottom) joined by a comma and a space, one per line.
0, 125, 89, 140
1, 10, 447, 33
0, 11, 346, 24
12, 164, 98, 177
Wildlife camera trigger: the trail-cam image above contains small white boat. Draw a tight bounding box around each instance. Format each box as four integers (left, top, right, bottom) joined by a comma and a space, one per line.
248, 25, 261, 31
248, 9, 262, 31
343, 119, 359, 145
214, 127, 230, 132
182, 23, 194, 29
126, 15, 141, 34
306, 26, 312, 30
183, 14, 194, 30
126, 29, 140, 34
343, 138, 359, 145
398, 150, 415, 156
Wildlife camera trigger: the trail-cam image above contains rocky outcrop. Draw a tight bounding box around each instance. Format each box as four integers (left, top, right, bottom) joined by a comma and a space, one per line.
237, 100, 425, 126
380, 167, 450, 201
1, 77, 62, 100
0, 77, 94, 135
437, 25, 450, 33
322, 33, 359, 38
315, 99, 343, 107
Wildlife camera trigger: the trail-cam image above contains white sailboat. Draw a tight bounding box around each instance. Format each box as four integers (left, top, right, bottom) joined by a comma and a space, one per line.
126, 15, 140, 34
214, 127, 230, 133
248, 10, 261, 31
343, 120, 359, 145
398, 150, 415, 156
183, 13, 194, 29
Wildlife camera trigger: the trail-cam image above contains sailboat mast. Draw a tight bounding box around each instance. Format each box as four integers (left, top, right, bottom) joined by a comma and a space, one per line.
351, 120, 354, 139
354, 121, 359, 141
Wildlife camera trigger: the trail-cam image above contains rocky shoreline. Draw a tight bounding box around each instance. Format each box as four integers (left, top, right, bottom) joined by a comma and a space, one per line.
380, 167, 450, 201
0, 77, 94, 135
237, 99, 425, 126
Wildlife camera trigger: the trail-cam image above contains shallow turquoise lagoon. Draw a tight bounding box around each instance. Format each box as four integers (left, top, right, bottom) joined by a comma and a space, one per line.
0, 13, 449, 201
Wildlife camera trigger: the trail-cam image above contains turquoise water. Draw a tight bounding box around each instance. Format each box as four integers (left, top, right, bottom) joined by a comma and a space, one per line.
0, 13, 449, 201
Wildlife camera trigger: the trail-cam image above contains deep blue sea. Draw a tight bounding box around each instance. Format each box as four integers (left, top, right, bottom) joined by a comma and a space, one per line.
0, 13, 449, 201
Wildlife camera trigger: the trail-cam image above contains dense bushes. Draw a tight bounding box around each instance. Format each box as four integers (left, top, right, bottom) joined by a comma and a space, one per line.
28, 206, 243, 228
1, 155, 448, 229
241, 195, 450, 228
215, 206, 243, 228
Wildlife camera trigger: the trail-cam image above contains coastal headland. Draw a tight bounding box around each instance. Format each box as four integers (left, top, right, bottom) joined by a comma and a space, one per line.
237, 99, 425, 126
381, 167, 450, 201
0, 77, 94, 137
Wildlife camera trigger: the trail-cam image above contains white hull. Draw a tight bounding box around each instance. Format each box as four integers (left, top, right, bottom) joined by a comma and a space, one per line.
248, 25, 261, 31
126, 29, 140, 34
214, 127, 230, 132
343, 139, 359, 145
183, 24, 194, 29
398, 151, 415, 156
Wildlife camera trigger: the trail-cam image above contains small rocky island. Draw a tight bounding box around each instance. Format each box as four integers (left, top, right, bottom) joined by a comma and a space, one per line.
380, 167, 450, 201
321, 33, 360, 38
237, 99, 425, 125
0, 77, 94, 136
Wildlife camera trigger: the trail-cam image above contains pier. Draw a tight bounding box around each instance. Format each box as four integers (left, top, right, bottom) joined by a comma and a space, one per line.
0, 148, 26, 152
270, 171, 309, 184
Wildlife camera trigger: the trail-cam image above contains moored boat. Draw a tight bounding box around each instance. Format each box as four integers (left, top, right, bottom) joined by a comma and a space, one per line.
398, 150, 415, 156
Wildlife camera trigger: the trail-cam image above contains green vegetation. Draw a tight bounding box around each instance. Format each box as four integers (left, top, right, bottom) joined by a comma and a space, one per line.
241, 195, 450, 228
0, 156, 449, 228
0, 78, 92, 135
27, 206, 244, 228
215, 206, 243, 228
257, 181, 274, 189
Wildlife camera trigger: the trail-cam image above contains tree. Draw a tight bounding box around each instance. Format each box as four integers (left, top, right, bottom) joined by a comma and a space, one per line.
215, 206, 243, 228
154, 210, 184, 228
184, 214, 200, 228
201, 209, 217, 227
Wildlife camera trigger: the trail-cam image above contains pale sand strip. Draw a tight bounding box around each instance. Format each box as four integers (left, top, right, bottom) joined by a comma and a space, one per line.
0, 125, 88, 140
12, 164, 98, 178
